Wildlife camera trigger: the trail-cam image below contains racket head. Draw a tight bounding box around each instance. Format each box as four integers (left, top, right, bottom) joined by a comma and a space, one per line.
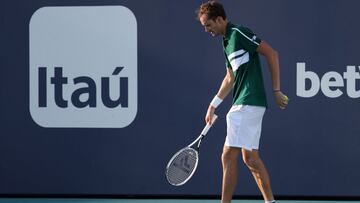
165, 147, 199, 186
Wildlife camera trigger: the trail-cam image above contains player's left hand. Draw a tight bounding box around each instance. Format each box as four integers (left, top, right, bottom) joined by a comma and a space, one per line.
274, 91, 288, 109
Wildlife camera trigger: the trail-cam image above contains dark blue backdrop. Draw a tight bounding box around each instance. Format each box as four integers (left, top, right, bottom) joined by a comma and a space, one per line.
1, 0, 360, 198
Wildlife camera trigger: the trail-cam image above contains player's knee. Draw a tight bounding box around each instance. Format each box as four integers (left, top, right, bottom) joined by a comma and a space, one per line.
221, 148, 238, 164
221, 151, 228, 164
242, 153, 260, 169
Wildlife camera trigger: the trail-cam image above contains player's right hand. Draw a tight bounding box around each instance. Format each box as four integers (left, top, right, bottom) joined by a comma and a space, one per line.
205, 106, 216, 125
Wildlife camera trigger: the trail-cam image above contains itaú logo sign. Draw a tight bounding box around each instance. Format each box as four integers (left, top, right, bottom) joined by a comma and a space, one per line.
296, 62, 360, 98
29, 6, 137, 128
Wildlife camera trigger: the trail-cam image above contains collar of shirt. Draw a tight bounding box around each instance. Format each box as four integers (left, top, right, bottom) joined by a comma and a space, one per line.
223, 21, 234, 40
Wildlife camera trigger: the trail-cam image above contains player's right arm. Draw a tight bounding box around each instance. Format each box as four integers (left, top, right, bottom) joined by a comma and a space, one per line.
205, 68, 234, 124
216, 68, 234, 99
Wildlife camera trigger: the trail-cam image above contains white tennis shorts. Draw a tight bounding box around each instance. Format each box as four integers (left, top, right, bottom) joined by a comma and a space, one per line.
225, 105, 266, 151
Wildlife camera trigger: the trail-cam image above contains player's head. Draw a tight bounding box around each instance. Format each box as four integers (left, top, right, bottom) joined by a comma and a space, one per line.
196, 1, 227, 37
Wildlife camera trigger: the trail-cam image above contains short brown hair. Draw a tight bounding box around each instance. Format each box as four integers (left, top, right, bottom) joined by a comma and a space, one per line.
196, 1, 226, 21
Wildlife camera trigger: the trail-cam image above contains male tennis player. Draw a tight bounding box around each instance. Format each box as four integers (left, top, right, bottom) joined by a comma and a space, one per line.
196, 1, 288, 203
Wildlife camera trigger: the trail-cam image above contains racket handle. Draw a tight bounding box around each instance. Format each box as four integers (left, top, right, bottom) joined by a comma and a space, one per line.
201, 114, 218, 135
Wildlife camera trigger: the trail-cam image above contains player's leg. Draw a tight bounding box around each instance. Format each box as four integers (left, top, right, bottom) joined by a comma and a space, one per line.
242, 149, 274, 202
221, 145, 241, 203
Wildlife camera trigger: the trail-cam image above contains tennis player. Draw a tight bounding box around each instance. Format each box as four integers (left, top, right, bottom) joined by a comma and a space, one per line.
196, 1, 288, 203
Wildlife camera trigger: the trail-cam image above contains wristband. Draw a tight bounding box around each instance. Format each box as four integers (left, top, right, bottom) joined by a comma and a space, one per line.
273, 89, 281, 93
210, 95, 223, 108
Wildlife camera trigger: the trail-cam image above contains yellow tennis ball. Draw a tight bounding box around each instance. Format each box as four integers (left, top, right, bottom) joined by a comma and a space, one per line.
284, 95, 289, 101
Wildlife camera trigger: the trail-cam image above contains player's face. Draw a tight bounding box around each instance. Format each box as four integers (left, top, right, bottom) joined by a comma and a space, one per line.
199, 15, 222, 37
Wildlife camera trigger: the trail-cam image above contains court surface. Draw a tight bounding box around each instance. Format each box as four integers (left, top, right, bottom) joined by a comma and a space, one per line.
0, 199, 359, 203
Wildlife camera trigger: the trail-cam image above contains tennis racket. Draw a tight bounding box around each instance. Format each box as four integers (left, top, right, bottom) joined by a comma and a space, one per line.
165, 114, 218, 186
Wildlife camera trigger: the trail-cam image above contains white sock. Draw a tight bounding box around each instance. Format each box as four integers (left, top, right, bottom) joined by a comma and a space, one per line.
265, 201, 275, 203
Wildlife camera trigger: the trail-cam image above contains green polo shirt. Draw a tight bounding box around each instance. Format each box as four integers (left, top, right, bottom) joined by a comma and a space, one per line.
223, 22, 267, 107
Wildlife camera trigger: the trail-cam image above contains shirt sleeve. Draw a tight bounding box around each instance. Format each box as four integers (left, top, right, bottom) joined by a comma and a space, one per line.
230, 27, 262, 54
224, 51, 231, 69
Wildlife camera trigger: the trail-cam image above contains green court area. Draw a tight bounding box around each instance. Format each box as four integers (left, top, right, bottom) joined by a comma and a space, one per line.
0, 199, 359, 203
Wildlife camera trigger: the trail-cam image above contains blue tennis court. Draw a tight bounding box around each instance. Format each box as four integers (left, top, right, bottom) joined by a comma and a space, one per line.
0, 199, 359, 203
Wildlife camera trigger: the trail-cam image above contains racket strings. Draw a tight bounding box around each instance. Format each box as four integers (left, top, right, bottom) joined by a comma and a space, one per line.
166, 148, 198, 186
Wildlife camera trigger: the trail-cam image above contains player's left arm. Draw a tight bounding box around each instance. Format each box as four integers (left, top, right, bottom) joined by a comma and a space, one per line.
256, 41, 288, 109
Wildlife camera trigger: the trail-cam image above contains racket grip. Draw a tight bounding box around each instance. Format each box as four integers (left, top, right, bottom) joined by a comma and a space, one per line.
201, 114, 218, 135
